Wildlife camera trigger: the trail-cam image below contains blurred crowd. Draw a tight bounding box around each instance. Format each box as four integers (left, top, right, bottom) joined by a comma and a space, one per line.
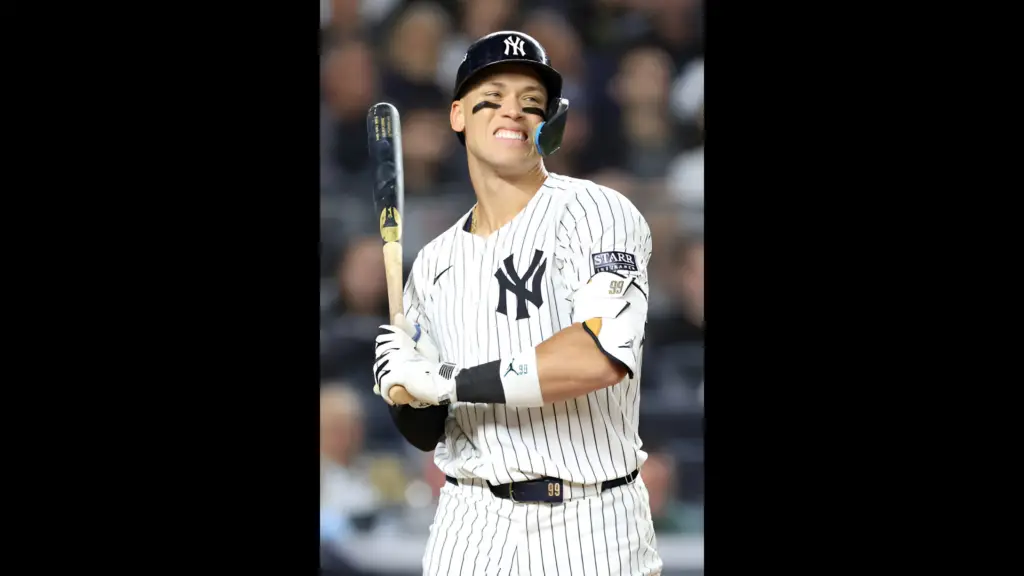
320, 1, 703, 574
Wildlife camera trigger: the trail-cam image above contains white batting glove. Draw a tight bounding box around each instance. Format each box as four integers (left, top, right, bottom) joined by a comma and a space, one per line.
372, 315, 439, 409
373, 324, 459, 407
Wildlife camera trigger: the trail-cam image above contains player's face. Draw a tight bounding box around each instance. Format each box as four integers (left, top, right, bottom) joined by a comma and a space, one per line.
452, 65, 549, 173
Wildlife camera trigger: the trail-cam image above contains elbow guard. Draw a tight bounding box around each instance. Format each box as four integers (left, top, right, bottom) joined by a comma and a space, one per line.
571, 272, 648, 378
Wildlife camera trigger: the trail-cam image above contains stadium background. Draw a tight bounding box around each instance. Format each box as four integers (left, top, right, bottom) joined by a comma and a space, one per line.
319, 0, 704, 574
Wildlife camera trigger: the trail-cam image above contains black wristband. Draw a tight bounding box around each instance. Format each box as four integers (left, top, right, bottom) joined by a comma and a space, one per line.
454, 360, 506, 404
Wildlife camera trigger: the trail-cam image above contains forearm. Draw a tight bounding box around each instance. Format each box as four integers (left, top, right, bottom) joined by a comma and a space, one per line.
536, 323, 628, 402
454, 323, 626, 407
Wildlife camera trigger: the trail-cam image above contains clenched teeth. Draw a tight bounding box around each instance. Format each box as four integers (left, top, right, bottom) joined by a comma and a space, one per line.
495, 129, 527, 141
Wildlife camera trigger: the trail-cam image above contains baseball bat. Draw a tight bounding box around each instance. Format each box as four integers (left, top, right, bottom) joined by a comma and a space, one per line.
367, 102, 416, 406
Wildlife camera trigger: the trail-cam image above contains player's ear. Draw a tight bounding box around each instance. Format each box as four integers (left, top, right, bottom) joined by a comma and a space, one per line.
450, 100, 465, 135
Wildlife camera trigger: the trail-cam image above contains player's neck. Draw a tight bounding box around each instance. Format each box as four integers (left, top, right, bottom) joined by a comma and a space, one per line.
468, 161, 549, 236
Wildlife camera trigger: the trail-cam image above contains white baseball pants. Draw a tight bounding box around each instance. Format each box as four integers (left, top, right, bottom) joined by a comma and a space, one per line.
421, 476, 663, 576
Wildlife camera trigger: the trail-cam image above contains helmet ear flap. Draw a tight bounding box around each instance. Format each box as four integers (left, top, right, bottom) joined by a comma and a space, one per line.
534, 98, 570, 157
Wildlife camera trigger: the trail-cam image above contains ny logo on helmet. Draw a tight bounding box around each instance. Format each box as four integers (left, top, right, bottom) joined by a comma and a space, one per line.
504, 36, 526, 57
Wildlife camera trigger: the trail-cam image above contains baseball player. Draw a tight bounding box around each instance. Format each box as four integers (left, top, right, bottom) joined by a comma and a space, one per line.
373, 30, 662, 576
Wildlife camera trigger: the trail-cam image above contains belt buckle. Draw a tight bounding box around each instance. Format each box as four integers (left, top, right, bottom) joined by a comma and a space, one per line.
626, 468, 639, 485
508, 484, 518, 503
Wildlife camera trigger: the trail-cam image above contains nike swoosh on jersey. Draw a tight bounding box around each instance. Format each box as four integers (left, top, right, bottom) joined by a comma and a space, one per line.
434, 265, 453, 284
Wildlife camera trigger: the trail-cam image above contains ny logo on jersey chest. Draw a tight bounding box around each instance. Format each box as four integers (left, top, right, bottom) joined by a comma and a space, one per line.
495, 249, 546, 320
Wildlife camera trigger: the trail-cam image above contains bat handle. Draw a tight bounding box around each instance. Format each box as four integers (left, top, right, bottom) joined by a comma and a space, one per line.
382, 241, 417, 406
383, 242, 404, 321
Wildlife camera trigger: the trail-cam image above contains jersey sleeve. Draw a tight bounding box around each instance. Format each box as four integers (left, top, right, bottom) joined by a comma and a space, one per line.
557, 186, 652, 298
555, 186, 652, 375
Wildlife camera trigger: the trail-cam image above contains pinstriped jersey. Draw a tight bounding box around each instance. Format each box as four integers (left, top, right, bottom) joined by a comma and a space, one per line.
403, 173, 653, 486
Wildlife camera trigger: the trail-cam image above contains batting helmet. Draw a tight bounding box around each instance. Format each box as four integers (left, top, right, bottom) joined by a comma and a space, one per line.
452, 31, 570, 157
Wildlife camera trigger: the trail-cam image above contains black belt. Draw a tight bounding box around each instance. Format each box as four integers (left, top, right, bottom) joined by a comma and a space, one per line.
445, 470, 639, 503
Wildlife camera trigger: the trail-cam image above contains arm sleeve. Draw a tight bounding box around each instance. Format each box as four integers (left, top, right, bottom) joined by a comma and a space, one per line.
388, 404, 448, 451
555, 186, 653, 375
389, 252, 446, 450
